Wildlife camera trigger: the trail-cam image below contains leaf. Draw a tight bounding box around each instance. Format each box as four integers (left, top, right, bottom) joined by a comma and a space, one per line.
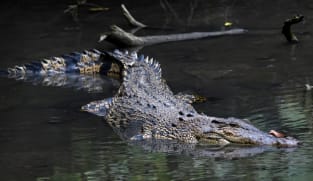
99, 34, 108, 42
224, 21, 232, 27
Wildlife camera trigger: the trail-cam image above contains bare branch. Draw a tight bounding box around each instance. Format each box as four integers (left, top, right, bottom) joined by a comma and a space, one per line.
105, 25, 145, 46
104, 25, 246, 47
121, 4, 147, 28
99, 4, 247, 48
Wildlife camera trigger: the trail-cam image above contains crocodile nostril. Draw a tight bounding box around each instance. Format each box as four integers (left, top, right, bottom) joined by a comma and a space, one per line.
179, 111, 184, 116
186, 113, 194, 117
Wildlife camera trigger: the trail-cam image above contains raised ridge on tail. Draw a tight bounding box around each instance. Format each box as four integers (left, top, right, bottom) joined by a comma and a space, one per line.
6, 49, 104, 76
2, 49, 126, 92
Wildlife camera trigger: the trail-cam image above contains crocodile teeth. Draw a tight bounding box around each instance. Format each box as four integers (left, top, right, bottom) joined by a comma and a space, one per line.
149, 58, 153, 65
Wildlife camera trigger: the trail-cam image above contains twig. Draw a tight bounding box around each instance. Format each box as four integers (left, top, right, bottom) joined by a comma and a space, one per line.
161, 0, 183, 24
187, 0, 198, 25
121, 4, 147, 28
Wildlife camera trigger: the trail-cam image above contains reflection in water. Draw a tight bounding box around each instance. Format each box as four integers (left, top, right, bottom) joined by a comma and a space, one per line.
1, 0, 313, 180
44, 130, 301, 181
38, 80, 313, 180
129, 139, 295, 158
7, 73, 119, 93
290, 44, 298, 61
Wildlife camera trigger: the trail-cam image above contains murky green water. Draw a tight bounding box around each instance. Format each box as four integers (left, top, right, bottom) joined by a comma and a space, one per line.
1, 0, 313, 180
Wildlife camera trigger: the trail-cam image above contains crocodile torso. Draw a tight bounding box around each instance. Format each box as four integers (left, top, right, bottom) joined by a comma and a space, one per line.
82, 50, 299, 146
5, 49, 299, 147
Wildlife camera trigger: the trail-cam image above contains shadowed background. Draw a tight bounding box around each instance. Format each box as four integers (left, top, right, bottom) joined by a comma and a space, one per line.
0, 0, 313, 180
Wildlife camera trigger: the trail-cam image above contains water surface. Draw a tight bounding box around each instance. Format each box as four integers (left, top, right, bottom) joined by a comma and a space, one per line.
1, 0, 313, 180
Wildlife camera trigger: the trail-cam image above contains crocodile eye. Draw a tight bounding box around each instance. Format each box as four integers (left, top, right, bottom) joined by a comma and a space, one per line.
224, 131, 235, 137
229, 123, 240, 128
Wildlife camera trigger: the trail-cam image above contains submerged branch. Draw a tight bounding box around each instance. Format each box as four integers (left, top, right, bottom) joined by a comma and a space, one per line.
282, 14, 304, 43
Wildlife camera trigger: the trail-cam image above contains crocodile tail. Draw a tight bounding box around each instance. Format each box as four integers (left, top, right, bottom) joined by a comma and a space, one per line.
6, 49, 105, 76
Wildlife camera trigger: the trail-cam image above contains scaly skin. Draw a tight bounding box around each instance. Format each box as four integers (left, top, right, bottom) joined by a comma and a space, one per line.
7, 49, 104, 75
82, 50, 299, 147
4, 49, 122, 92
3, 49, 299, 147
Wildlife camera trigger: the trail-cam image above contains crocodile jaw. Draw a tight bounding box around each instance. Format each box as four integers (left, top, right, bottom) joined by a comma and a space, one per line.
212, 128, 299, 147
197, 116, 299, 147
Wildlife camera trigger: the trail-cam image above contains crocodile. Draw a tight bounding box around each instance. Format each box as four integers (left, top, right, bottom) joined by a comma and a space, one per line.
4, 49, 299, 147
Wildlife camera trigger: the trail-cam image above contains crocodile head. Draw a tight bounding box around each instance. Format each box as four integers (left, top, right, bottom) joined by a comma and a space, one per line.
189, 115, 299, 147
